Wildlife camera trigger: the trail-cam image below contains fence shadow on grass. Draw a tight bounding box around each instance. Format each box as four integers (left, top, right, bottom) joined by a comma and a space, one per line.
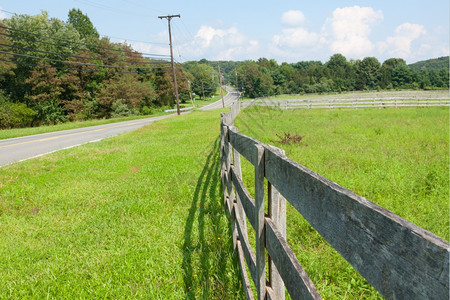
182, 136, 244, 299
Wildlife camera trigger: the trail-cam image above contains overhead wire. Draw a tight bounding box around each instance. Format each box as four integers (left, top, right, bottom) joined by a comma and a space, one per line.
0, 34, 169, 65
0, 50, 170, 70
0, 7, 185, 76
0, 57, 170, 74
0, 25, 170, 59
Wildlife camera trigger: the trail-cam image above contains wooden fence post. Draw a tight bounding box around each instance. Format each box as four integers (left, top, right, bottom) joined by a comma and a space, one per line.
255, 144, 266, 300
231, 126, 247, 250
267, 147, 286, 299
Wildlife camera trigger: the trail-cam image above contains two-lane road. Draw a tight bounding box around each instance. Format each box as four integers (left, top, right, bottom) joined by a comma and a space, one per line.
0, 114, 176, 167
200, 86, 240, 111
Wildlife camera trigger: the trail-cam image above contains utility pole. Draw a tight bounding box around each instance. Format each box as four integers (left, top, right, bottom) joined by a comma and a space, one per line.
201, 81, 205, 100
218, 64, 225, 108
158, 14, 181, 115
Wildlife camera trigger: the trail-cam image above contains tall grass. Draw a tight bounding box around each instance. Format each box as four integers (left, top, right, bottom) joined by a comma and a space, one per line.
0, 110, 244, 298
235, 106, 449, 298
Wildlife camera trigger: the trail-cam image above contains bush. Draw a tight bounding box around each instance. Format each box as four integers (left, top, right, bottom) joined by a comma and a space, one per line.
35, 100, 67, 125
0, 102, 36, 129
111, 99, 138, 118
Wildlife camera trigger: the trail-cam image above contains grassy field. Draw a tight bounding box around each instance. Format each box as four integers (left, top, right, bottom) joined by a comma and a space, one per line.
1, 100, 447, 298
249, 89, 449, 101
234, 105, 449, 298
0, 110, 244, 299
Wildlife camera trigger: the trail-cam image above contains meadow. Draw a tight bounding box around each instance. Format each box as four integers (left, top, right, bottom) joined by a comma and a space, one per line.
234, 105, 449, 298
0, 109, 244, 299
0, 102, 447, 299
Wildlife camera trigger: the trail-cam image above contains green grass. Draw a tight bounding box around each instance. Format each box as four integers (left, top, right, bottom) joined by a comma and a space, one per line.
0, 112, 170, 140
0, 110, 244, 299
235, 106, 449, 299
242, 89, 449, 101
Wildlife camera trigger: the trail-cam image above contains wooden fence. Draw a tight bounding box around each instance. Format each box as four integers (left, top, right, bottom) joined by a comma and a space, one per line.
220, 101, 449, 299
240, 98, 450, 110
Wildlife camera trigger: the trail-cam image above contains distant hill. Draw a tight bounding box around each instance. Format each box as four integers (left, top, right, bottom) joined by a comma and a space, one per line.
409, 56, 449, 71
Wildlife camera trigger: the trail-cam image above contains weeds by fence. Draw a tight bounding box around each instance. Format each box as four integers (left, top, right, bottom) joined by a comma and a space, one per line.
220, 101, 449, 299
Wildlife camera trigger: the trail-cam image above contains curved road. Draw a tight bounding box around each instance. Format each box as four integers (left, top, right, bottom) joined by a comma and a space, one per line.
0, 86, 240, 167
200, 86, 240, 110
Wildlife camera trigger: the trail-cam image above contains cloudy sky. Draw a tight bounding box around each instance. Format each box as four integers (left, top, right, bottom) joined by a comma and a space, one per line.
1, 0, 449, 64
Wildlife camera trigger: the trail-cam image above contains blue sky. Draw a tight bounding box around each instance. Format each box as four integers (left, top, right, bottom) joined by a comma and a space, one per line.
1, 0, 449, 64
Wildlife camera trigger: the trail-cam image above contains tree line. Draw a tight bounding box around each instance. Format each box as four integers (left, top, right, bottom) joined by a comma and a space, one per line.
0, 10, 448, 129
0, 10, 205, 128
221, 55, 448, 98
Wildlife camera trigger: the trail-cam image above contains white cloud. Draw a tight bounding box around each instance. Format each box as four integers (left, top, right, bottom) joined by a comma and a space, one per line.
273, 27, 319, 48
378, 23, 426, 59
271, 9, 321, 58
281, 10, 305, 27
180, 25, 259, 61
324, 6, 383, 58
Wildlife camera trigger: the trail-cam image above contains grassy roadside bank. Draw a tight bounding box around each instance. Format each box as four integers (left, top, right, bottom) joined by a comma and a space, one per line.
0, 110, 244, 298
0, 112, 171, 141
235, 106, 448, 298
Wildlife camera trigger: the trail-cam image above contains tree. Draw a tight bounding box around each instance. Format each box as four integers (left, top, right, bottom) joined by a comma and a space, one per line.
97, 74, 155, 118
380, 58, 406, 88
67, 8, 99, 40
184, 62, 217, 99
391, 64, 417, 88
325, 54, 354, 91
238, 61, 274, 98
355, 57, 381, 90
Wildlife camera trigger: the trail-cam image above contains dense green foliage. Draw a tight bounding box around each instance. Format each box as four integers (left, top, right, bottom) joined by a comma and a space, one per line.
235, 106, 449, 298
409, 56, 449, 71
197, 55, 449, 98
0, 110, 244, 298
0, 10, 193, 128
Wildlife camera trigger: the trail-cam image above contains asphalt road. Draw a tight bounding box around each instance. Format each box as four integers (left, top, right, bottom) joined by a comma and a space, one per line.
200, 86, 240, 111
0, 114, 177, 167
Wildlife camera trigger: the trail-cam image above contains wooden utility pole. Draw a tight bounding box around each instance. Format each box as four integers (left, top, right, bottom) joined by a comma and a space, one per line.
218, 64, 225, 108
158, 14, 181, 115
201, 81, 205, 100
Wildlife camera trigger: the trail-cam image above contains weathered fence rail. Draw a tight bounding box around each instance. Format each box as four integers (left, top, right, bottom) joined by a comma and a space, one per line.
241, 98, 450, 110
220, 101, 449, 299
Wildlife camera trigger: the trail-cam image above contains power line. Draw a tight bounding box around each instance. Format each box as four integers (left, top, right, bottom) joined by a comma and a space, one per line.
0, 34, 169, 65
0, 25, 170, 59
74, 0, 152, 18
0, 9, 15, 16
0, 58, 170, 74
0, 50, 169, 70
0, 43, 170, 66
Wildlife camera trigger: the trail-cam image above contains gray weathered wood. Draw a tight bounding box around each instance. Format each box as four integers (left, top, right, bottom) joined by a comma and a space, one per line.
265, 218, 322, 300
264, 147, 450, 299
231, 129, 248, 254
236, 240, 255, 300
265, 286, 276, 300
254, 144, 266, 300
228, 128, 260, 166
234, 199, 258, 285
231, 165, 256, 230
266, 144, 287, 300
